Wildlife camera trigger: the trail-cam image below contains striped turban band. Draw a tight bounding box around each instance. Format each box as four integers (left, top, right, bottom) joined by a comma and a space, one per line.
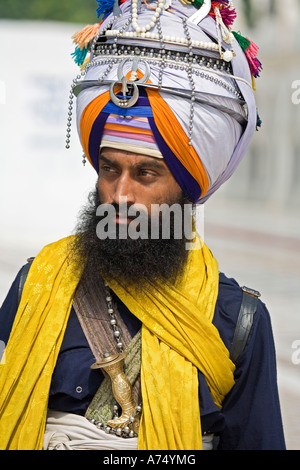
100, 115, 163, 159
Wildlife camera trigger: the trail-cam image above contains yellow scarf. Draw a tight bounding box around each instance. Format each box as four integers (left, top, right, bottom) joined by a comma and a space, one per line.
0, 235, 235, 450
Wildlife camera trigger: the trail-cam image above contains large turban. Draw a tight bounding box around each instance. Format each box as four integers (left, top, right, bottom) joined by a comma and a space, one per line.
73, 0, 261, 203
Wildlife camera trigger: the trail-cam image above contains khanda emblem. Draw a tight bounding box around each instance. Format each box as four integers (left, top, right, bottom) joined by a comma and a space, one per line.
109, 55, 151, 108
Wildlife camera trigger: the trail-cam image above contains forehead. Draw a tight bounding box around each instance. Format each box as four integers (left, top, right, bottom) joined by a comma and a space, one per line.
100, 147, 169, 170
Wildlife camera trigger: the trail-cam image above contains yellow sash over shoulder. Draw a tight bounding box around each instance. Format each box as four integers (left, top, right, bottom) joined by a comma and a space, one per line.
0, 235, 235, 450
0, 237, 83, 450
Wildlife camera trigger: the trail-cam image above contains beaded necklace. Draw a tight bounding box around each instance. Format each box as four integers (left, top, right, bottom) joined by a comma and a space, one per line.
87, 282, 142, 439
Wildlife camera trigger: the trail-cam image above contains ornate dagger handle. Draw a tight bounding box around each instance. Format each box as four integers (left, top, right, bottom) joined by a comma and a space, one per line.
91, 352, 139, 433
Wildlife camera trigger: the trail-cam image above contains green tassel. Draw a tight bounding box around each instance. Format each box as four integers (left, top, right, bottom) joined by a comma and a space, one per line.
232, 31, 251, 52
71, 45, 89, 66
192, 0, 205, 9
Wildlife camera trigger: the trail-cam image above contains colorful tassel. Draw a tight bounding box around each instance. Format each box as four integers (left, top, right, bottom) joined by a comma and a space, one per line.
192, 0, 227, 11
96, 0, 116, 18
211, 1, 229, 11
80, 56, 91, 71
218, 5, 237, 28
184, 0, 263, 83
72, 23, 100, 50
246, 54, 263, 79
71, 23, 101, 67
232, 31, 251, 51
71, 45, 89, 66
191, 0, 204, 9
232, 32, 262, 78
191, 1, 236, 28
256, 111, 262, 130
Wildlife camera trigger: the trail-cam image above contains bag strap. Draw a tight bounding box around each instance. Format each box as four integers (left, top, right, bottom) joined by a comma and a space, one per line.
17, 257, 35, 305
230, 286, 260, 363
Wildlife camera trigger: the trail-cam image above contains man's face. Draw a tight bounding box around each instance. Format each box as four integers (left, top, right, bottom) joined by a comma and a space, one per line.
72, 147, 191, 287
97, 147, 183, 224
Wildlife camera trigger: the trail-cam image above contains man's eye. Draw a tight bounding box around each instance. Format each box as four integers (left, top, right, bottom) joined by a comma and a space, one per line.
100, 165, 115, 173
140, 170, 155, 177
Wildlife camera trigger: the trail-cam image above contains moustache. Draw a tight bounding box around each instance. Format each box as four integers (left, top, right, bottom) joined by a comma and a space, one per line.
95, 200, 194, 242
96, 201, 151, 240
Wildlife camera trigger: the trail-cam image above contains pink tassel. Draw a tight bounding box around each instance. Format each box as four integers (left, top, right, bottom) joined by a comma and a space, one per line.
219, 6, 237, 28
244, 38, 262, 78
72, 23, 100, 50
245, 53, 263, 78
246, 38, 259, 56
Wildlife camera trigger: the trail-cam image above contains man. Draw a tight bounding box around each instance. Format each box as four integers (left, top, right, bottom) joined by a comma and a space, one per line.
0, 0, 285, 450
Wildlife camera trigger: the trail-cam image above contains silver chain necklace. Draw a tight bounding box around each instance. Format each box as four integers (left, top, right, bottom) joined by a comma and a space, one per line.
104, 282, 124, 353
88, 282, 142, 438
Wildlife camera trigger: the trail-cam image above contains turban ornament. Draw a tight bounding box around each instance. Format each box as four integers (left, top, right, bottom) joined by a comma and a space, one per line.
67, 0, 262, 203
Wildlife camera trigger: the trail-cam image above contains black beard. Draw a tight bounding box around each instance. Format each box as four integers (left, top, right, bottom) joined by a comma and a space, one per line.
70, 185, 193, 289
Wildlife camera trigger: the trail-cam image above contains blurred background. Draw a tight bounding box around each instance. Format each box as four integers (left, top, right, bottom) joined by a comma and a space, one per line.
0, 0, 299, 449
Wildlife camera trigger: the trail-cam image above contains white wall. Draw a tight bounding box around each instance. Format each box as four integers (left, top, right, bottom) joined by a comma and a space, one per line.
0, 21, 96, 301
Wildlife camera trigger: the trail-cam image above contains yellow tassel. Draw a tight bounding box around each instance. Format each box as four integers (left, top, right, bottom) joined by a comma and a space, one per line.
72, 23, 100, 50
251, 75, 257, 91
80, 55, 91, 71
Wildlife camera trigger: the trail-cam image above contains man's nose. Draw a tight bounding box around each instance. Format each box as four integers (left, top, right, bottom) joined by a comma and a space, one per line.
112, 173, 135, 206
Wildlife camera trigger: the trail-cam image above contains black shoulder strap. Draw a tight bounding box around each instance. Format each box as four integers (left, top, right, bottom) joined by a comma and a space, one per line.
230, 286, 261, 363
17, 257, 35, 305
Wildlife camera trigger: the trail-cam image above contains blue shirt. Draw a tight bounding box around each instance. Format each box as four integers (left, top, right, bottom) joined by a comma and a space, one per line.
0, 265, 286, 450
